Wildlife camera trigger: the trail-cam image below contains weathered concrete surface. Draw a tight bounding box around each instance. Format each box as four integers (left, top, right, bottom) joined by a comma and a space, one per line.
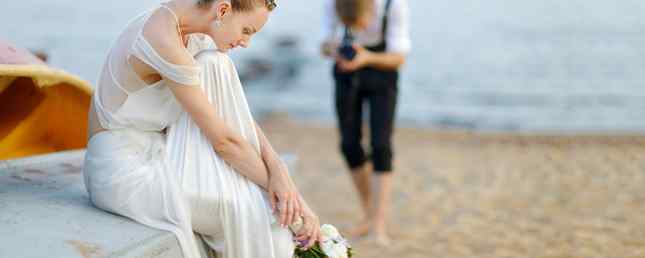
0, 150, 183, 258
0, 150, 298, 258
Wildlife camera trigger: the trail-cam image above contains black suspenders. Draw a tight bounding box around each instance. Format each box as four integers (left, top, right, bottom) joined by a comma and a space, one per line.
381, 0, 394, 48
366, 0, 394, 52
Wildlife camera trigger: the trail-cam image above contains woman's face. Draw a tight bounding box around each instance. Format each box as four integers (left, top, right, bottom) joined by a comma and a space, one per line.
354, 15, 371, 30
206, 3, 270, 52
354, 8, 375, 31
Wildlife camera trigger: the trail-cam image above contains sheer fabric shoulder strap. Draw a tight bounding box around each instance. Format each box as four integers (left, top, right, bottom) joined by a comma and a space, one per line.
159, 4, 180, 24
129, 5, 201, 86
131, 37, 201, 86
159, 4, 182, 36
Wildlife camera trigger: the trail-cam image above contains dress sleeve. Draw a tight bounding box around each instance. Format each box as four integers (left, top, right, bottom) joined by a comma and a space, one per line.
130, 34, 201, 86
320, 0, 340, 43
385, 0, 412, 55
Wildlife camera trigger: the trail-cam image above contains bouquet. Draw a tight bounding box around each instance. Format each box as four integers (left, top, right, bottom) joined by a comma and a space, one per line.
291, 222, 353, 258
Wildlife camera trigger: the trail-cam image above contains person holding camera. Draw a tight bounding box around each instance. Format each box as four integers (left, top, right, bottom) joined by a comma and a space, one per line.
320, 0, 410, 245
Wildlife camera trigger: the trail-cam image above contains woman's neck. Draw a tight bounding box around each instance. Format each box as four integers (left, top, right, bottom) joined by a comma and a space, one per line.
166, 0, 214, 35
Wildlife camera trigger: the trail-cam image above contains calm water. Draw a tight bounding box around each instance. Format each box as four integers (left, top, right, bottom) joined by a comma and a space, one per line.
2, 0, 645, 132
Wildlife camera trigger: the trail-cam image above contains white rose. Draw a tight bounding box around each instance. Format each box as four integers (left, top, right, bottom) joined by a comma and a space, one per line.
332, 243, 348, 258
320, 224, 340, 241
320, 240, 335, 257
321, 241, 348, 258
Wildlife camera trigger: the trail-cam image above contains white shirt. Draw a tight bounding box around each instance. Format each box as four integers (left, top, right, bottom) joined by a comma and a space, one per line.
321, 0, 411, 54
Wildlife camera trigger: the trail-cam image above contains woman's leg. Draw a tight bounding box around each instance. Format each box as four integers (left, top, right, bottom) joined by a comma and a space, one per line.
367, 78, 398, 245
189, 194, 294, 258
347, 163, 373, 237
176, 52, 295, 257
334, 66, 372, 236
269, 221, 296, 258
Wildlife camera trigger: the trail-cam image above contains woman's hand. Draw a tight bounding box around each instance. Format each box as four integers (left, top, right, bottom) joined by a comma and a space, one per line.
268, 165, 302, 228
321, 40, 339, 58
254, 121, 303, 227
337, 43, 373, 72
294, 196, 321, 250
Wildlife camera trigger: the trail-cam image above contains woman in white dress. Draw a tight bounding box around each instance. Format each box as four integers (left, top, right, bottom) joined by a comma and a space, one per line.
83, 1, 321, 257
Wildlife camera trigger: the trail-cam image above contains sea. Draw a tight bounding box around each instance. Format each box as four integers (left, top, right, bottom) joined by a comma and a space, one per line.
2, 0, 645, 133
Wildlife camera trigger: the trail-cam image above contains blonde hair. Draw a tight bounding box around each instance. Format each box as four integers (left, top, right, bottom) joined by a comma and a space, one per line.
197, 0, 277, 12
335, 0, 373, 26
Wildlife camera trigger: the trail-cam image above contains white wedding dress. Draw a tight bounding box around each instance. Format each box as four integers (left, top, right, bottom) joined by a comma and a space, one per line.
83, 4, 294, 258
166, 48, 294, 258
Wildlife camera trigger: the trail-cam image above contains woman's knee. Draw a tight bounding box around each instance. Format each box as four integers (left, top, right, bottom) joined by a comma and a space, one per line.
340, 141, 366, 169
194, 49, 224, 65
371, 143, 393, 172
186, 194, 228, 235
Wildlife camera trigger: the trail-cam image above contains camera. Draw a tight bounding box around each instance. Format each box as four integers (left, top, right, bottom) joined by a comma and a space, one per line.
338, 30, 356, 61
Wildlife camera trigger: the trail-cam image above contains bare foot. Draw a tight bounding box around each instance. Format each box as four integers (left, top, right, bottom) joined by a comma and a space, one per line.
367, 221, 390, 247
343, 220, 370, 238
372, 231, 391, 247
362, 231, 391, 247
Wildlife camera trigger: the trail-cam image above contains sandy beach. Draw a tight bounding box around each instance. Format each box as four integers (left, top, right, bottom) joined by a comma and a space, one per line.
258, 112, 645, 258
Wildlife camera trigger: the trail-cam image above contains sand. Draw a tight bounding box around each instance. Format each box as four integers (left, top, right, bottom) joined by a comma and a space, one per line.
258, 112, 645, 258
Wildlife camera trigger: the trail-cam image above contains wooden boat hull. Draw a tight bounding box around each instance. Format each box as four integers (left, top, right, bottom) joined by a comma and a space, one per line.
0, 40, 93, 160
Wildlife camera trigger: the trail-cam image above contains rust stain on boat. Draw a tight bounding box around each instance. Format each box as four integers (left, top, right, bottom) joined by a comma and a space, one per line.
65, 240, 103, 258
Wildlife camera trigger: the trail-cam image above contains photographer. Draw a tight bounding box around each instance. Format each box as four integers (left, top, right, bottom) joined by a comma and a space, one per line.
320, 0, 410, 245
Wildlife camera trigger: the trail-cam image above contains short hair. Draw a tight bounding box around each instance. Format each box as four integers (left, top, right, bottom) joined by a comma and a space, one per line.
335, 0, 373, 26
197, 0, 277, 12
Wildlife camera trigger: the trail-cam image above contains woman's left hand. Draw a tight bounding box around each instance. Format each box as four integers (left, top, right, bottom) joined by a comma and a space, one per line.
337, 44, 372, 72
293, 196, 321, 250
268, 167, 302, 228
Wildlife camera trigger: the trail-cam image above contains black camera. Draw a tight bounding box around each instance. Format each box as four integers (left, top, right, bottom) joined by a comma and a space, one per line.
338, 29, 356, 61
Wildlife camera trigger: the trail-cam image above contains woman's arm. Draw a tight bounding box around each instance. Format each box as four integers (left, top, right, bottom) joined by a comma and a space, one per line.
168, 72, 301, 227
336, 44, 406, 72
253, 121, 303, 218
254, 121, 322, 248
254, 121, 294, 187
320, 0, 339, 59
137, 17, 301, 226
137, 17, 271, 189
170, 84, 271, 189
364, 51, 406, 71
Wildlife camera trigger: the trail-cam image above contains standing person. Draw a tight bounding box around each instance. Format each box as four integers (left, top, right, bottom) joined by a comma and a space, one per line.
320, 0, 410, 245
83, 1, 321, 258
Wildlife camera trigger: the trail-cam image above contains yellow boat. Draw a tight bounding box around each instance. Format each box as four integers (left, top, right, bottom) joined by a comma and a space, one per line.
0, 40, 93, 160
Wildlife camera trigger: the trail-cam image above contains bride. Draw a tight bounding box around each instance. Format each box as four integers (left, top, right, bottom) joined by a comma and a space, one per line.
83, 0, 321, 257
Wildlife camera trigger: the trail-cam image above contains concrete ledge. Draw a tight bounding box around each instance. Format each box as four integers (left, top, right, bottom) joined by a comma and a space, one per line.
0, 150, 297, 258
0, 150, 183, 258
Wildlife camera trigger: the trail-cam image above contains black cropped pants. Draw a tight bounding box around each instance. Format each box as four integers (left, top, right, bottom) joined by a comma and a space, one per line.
333, 64, 398, 173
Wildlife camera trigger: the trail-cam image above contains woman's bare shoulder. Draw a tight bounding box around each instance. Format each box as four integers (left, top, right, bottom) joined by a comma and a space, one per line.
140, 9, 195, 66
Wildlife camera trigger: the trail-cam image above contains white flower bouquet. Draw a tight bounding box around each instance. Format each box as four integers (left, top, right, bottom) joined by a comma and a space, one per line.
292, 224, 353, 258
